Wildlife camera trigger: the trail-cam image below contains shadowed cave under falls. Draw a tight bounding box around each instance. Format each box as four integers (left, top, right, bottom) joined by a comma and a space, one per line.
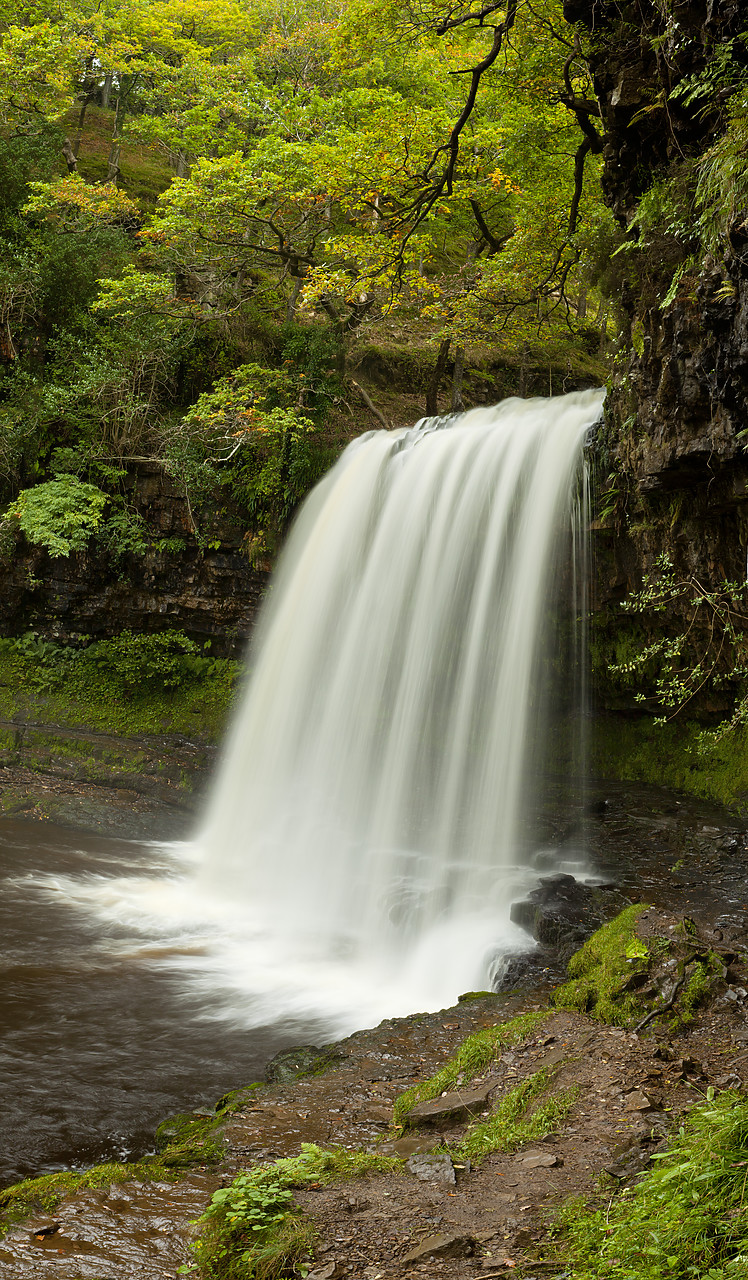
190, 386, 607, 1020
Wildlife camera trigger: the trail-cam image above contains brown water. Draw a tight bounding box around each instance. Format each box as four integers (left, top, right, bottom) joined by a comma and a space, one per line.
0, 819, 324, 1188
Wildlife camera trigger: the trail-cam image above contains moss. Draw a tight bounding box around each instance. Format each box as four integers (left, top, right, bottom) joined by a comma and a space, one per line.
673, 950, 725, 1027
590, 712, 748, 811
153, 1111, 226, 1168
0, 1108, 232, 1237
0, 646, 238, 744
457, 990, 496, 1002
553, 905, 652, 1026
215, 1084, 264, 1113
393, 1010, 548, 1126
0, 1159, 173, 1236
450, 1068, 579, 1164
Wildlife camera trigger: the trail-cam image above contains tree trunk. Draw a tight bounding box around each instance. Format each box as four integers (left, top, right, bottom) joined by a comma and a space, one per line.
61, 137, 78, 172
99, 73, 113, 109
425, 338, 451, 417
171, 149, 190, 179
286, 278, 303, 322
451, 344, 465, 413
107, 76, 135, 183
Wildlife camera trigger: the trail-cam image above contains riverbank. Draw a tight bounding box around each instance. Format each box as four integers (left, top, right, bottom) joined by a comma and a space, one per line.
2, 900, 748, 1279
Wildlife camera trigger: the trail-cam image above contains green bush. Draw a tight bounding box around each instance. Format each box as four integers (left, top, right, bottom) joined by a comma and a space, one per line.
87, 629, 202, 691
0, 629, 228, 697
9, 474, 108, 556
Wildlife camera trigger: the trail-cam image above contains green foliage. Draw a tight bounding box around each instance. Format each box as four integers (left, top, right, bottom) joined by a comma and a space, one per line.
88, 629, 203, 691
553, 1091, 748, 1279
0, 628, 217, 695
9, 473, 108, 556
553, 906, 651, 1026
450, 1068, 579, 1164
0, 634, 238, 740
609, 554, 748, 734
393, 1010, 547, 1125
187, 1143, 401, 1278
697, 91, 748, 251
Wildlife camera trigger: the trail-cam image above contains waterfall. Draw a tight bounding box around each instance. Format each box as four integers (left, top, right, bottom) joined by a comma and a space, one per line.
192, 387, 605, 1023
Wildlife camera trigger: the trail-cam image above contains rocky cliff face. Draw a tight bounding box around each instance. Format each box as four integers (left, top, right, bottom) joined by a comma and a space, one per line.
567, 0, 748, 713
1, 463, 268, 658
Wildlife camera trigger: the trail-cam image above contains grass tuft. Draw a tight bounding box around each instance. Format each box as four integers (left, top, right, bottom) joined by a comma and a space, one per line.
450, 1068, 579, 1164
393, 1010, 548, 1125
552, 1091, 748, 1279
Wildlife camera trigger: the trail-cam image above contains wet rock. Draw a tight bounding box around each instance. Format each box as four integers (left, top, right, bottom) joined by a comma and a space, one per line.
406, 1152, 456, 1185
27, 1219, 60, 1238
265, 1045, 331, 1083
403, 1080, 495, 1125
493, 949, 561, 991
402, 1231, 476, 1262
510, 875, 625, 959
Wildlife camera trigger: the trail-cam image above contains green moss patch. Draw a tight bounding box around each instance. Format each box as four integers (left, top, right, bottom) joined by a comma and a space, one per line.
553, 905, 652, 1026
591, 713, 748, 812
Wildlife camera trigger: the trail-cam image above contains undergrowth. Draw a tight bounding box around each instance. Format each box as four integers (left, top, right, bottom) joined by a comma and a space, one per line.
0, 632, 239, 740
393, 1010, 547, 1125
552, 1091, 748, 1279
450, 1068, 580, 1164
182, 1143, 402, 1279
553, 905, 653, 1026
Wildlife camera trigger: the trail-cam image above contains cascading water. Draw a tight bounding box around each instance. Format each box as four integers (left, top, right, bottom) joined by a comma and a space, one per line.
190, 387, 605, 1024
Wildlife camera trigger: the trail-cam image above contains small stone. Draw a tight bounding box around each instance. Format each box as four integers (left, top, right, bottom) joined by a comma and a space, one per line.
402, 1232, 476, 1263
623, 1090, 652, 1112
407, 1152, 456, 1185
306, 1264, 340, 1280
521, 1153, 559, 1168
27, 1219, 61, 1238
